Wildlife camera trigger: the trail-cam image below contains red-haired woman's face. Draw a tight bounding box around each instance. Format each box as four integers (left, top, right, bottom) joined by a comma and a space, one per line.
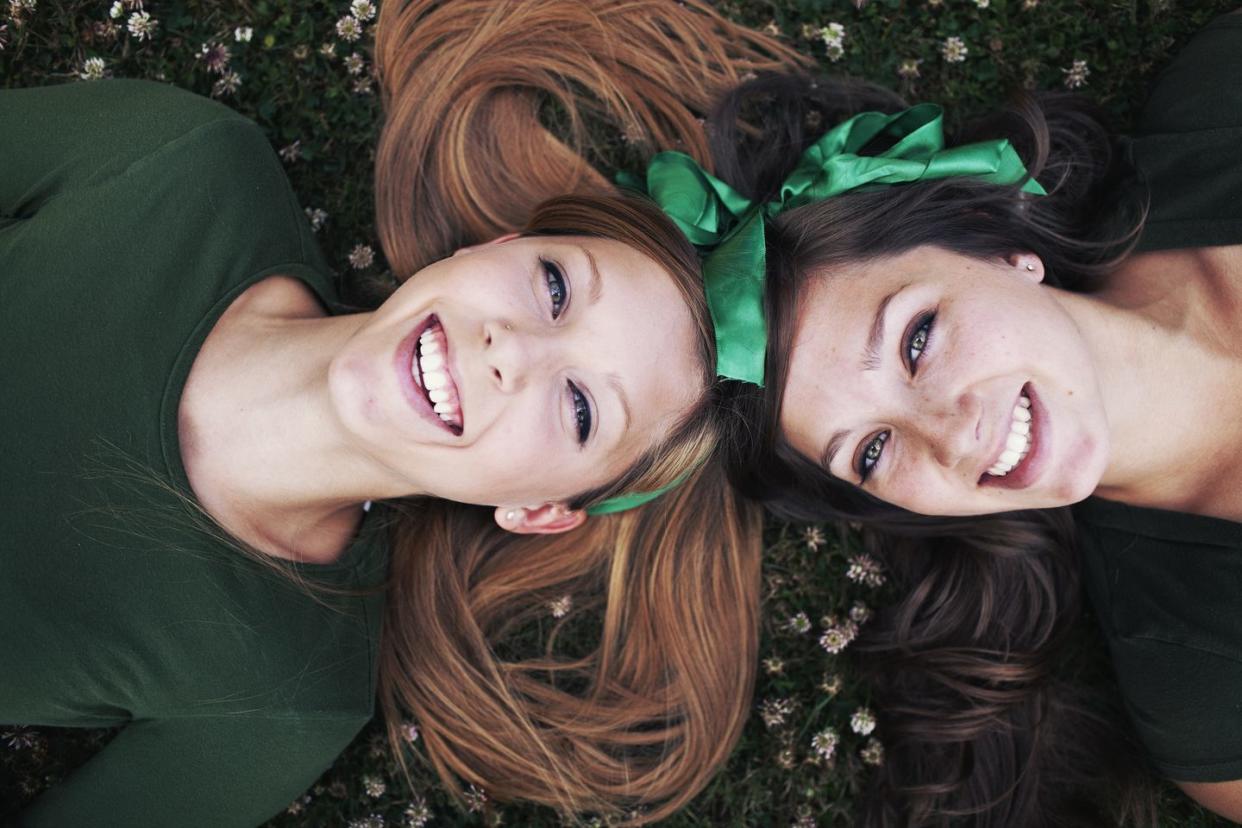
329, 235, 703, 513
779, 245, 1111, 516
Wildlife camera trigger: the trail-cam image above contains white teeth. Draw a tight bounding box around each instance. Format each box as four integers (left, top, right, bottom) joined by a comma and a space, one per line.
986, 393, 1035, 479
411, 319, 462, 431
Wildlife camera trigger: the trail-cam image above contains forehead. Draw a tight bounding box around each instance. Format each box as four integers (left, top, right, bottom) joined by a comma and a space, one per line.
564, 235, 706, 453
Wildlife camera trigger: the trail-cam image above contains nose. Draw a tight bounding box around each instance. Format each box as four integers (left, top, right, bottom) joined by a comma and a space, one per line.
903, 390, 981, 471
483, 319, 552, 393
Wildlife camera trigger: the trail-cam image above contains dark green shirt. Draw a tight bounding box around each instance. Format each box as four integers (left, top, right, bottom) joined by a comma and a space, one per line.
1074, 14, 1242, 784
0, 80, 389, 826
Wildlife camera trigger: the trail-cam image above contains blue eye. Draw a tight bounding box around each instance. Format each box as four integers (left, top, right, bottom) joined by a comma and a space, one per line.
905, 312, 935, 373
568, 380, 592, 445
856, 431, 889, 482
542, 258, 568, 319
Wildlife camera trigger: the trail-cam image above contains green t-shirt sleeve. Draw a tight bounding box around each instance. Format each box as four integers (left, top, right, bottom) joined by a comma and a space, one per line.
1129, 12, 1242, 251
17, 714, 367, 828
0, 79, 249, 219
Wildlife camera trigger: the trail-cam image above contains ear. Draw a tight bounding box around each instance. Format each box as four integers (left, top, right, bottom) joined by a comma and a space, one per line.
451, 232, 521, 258
1004, 251, 1045, 284
493, 502, 587, 535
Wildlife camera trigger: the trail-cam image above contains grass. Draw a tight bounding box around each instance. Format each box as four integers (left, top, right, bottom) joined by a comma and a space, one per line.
2, 0, 1237, 825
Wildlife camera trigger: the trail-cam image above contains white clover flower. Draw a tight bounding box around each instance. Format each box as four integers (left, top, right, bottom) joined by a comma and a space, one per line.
199, 42, 231, 74
349, 243, 375, 270
464, 784, 488, 813
846, 553, 886, 587
234, 26, 253, 42
850, 706, 877, 736
802, 525, 826, 550
820, 672, 843, 697
975, 0, 990, 8
762, 656, 785, 675
335, 15, 362, 42
344, 52, 366, 75
1022, 0, 1039, 7
404, 797, 431, 828
361, 774, 386, 798
0, 23, 8, 52
320, 41, 336, 58
799, 22, 818, 40
898, 58, 922, 79
109, 1, 124, 18
279, 139, 302, 163
348, 816, 385, 828
818, 615, 859, 654
304, 207, 329, 231
126, 10, 157, 41
547, 594, 573, 618
351, 0, 377, 21
941, 36, 968, 64
810, 727, 838, 761
79, 57, 107, 80
212, 70, 242, 98
785, 611, 812, 634
821, 22, 845, 44
1062, 59, 1090, 89
759, 697, 795, 729
861, 736, 885, 766
353, 77, 374, 95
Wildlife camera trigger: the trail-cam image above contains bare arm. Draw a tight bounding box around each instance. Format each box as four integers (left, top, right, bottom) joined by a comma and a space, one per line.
1177, 779, 1242, 823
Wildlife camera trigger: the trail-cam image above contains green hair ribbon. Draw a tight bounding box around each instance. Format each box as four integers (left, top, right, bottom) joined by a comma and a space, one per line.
588, 103, 1045, 515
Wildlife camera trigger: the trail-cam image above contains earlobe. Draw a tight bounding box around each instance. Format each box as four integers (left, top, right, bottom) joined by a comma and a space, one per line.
493, 503, 587, 535
451, 232, 522, 258
1005, 252, 1045, 284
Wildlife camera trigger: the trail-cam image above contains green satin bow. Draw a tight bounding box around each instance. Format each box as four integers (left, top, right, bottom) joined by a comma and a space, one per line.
634, 102, 1046, 387
590, 103, 1044, 516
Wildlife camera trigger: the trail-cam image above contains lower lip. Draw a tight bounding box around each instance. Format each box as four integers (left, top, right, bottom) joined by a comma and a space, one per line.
394, 315, 457, 435
981, 383, 1049, 490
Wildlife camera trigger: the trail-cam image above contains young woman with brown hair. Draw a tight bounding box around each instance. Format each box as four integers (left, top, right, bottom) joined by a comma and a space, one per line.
0, 1, 801, 825
648, 10, 1242, 827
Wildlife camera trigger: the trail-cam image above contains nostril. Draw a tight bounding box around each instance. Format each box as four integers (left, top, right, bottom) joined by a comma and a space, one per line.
492, 367, 502, 384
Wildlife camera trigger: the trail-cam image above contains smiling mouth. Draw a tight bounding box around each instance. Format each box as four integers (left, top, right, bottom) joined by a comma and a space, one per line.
411, 316, 463, 434
982, 387, 1033, 480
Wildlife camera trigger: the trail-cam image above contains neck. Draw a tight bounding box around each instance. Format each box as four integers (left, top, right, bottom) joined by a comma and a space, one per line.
1057, 254, 1242, 514
181, 309, 430, 561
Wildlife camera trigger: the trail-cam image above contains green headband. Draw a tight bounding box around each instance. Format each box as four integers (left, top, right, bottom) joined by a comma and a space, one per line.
587, 103, 1045, 516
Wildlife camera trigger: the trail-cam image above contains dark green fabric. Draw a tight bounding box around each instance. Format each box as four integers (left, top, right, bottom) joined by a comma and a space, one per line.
0, 80, 390, 826
1074, 13, 1242, 785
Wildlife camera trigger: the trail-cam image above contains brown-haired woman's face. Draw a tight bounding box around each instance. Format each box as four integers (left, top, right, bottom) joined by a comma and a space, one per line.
330, 235, 702, 509
779, 245, 1111, 516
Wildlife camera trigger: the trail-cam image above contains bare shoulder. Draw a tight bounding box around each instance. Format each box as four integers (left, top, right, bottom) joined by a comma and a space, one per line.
1176, 779, 1242, 822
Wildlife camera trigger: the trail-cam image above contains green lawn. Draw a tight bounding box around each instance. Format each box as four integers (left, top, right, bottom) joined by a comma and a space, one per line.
2, 0, 1236, 825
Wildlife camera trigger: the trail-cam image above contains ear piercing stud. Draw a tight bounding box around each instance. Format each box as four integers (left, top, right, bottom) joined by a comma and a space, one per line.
505, 510, 518, 523
1025, 263, 1036, 271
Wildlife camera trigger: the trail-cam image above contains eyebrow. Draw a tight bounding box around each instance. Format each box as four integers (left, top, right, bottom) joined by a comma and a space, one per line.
820, 428, 849, 472
822, 281, 911, 472
606, 373, 633, 436
579, 245, 603, 305
862, 284, 907, 371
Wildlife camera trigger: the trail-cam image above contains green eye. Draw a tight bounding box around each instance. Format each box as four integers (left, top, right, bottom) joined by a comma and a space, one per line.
857, 431, 889, 481
906, 312, 935, 371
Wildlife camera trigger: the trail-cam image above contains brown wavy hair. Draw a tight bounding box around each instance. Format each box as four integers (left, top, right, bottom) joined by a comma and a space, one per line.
369, 1, 803, 822
373, 0, 808, 277
707, 75, 1158, 826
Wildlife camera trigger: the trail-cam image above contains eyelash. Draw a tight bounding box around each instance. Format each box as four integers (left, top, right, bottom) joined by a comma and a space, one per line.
542, 258, 568, 320
540, 257, 592, 445
855, 311, 937, 482
568, 380, 592, 445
